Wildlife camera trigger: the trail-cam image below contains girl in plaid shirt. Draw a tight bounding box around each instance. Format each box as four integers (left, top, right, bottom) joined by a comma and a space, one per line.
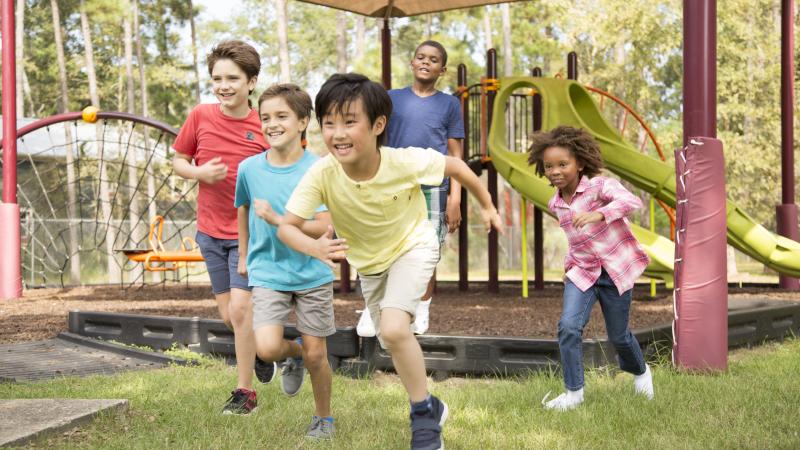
528, 126, 654, 411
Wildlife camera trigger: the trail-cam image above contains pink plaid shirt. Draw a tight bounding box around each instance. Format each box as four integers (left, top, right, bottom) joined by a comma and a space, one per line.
549, 175, 650, 294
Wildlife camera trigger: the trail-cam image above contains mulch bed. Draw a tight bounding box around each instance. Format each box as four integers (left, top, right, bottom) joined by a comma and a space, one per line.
2, 282, 798, 344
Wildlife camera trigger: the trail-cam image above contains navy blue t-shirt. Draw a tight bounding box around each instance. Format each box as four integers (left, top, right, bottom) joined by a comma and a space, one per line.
387, 87, 465, 189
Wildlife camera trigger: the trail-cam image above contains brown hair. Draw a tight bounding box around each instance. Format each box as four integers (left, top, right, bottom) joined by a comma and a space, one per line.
206, 40, 261, 94
258, 83, 313, 141
527, 126, 604, 178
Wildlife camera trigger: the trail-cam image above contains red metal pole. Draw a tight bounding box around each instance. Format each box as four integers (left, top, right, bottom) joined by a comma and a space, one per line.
683, 0, 717, 143
530, 67, 544, 291
487, 49, 499, 293
458, 63, 469, 291
777, 0, 799, 290
1, 0, 22, 299
381, 18, 391, 89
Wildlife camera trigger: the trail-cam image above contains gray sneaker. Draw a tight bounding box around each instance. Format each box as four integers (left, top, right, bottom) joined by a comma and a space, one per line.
281, 357, 306, 396
305, 416, 335, 440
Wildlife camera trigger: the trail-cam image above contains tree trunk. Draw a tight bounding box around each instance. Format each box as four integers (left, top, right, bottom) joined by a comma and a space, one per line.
501, 3, 512, 76
483, 6, 493, 51
50, 0, 81, 285
81, 1, 120, 284
276, 0, 291, 82
336, 11, 348, 73
124, 0, 144, 283
188, 0, 201, 104
133, 0, 159, 283
355, 16, 365, 61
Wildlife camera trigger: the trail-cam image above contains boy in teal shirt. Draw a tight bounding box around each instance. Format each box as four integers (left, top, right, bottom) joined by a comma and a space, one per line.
234, 84, 335, 440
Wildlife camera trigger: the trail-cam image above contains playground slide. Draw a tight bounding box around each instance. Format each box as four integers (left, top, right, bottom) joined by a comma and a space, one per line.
488, 76, 800, 279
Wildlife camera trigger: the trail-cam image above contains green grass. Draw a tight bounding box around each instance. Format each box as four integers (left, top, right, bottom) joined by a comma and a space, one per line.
2, 340, 799, 449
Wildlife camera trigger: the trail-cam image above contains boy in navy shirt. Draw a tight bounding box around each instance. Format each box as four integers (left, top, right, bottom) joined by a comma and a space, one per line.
356, 40, 465, 337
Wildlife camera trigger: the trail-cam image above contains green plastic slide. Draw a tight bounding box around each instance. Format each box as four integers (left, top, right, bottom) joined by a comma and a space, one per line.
488, 76, 800, 281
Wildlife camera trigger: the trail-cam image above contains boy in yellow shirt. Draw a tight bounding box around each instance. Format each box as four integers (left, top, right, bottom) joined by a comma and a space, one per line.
278, 73, 501, 450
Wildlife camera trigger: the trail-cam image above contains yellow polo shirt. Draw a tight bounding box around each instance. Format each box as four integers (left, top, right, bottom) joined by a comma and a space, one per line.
285, 147, 446, 275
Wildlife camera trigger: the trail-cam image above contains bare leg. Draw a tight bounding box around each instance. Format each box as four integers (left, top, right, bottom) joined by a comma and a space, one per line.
254, 325, 302, 361
214, 292, 232, 330
380, 308, 428, 402
302, 334, 332, 417
228, 288, 255, 390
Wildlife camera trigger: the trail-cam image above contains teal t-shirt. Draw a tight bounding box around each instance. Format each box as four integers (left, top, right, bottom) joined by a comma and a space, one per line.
234, 150, 333, 290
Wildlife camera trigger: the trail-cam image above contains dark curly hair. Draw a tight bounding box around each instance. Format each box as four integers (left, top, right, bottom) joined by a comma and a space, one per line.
527, 126, 604, 178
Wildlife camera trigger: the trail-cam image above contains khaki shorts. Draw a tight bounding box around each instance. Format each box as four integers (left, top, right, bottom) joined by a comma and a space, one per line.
359, 241, 439, 348
251, 283, 336, 337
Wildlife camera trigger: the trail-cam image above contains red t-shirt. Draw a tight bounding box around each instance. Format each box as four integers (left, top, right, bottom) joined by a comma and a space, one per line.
173, 103, 267, 239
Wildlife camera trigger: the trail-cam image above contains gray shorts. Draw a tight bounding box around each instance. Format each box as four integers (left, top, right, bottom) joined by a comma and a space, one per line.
251, 283, 336, 337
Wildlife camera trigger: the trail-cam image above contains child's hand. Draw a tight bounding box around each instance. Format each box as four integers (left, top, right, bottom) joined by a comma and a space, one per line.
254, 199, 282, 226
446, 195, 462, 233
480, 206, 504, 234
572, 211, 604, 228
196, 157, 228, 184
311, 225, 348, 268
237, 256, 247, 278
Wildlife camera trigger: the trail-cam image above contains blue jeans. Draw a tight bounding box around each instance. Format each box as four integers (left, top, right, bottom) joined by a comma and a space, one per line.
558, 270, 646, 391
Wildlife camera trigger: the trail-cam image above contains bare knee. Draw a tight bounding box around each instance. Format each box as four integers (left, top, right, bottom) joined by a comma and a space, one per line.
302, 343, 328, 370
380, 322, 412, 349
228, 297, 251, 326
256, 340, 284, 362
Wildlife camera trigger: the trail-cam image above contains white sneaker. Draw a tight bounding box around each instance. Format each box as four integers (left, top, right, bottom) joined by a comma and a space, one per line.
542, 388, 584, 411
634, 365, 654, 400
413, 299, 431, 335
356, 309, 376, 337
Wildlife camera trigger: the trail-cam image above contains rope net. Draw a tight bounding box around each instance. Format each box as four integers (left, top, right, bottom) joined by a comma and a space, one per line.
0, 114, 202, 288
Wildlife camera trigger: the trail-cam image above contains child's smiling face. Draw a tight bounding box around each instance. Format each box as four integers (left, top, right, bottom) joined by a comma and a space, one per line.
542, 146, 584, 192
259, 96, 308, 152
411, 45, 446, 84
321, 98, 386, 166
211, 58, 255, 115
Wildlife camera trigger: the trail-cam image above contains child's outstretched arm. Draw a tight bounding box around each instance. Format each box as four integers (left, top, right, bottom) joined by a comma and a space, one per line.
172, 153, 228, 184
278, 213, 348, 268
253, 199, 332, 238
443, 156, 503, 234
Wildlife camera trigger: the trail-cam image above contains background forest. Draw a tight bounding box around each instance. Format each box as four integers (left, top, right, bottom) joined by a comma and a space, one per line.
1, 0, 797, 281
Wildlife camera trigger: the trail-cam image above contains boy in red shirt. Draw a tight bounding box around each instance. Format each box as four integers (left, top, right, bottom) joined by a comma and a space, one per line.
172, 40, 273, 415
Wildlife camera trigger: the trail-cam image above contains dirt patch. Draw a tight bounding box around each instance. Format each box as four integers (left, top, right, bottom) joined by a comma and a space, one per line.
1, 282, 798, 344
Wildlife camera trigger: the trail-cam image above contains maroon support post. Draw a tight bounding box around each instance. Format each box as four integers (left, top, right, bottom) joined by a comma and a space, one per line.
677, 0, 727, 371
458, 64, 469, 291
487, 49, 499, 293
1, 0, 22, 299
530, 67, 544, 291
381, 18, 391, 89
777, 0, 799, 290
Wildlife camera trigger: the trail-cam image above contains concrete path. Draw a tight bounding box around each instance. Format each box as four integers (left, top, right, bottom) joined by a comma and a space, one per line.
0, 399, 128, 447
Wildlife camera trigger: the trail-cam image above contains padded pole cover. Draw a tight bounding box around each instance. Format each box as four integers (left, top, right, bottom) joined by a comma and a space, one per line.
672, 137, 728, 371
0, 203, 22, 299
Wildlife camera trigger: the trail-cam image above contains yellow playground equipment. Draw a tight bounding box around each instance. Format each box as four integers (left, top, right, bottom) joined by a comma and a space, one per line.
121, 215, 204, 272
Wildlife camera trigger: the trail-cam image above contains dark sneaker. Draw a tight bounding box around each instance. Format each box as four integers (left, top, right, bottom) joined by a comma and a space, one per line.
280, 356, 306, 397
305, 416, 335, 440
222, 388, 257, 415
255, 356, 277, 384
410, 396, 448, 450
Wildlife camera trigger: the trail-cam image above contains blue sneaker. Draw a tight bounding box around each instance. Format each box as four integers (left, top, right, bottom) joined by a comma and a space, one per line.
410, 395, 448, 450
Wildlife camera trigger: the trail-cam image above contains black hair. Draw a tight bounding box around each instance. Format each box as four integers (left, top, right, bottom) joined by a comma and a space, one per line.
315, 73, 392, 147
415, 40, 448, 66
527, 126, 604, 178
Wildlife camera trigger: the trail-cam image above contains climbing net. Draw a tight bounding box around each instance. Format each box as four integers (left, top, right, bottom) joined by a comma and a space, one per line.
0, 112, 203, 288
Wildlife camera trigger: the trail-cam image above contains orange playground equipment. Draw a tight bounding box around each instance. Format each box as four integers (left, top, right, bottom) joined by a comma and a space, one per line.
121, 216, 203, 272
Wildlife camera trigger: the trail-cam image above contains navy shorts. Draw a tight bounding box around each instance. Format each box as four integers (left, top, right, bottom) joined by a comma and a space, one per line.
195, 231, 251, 295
